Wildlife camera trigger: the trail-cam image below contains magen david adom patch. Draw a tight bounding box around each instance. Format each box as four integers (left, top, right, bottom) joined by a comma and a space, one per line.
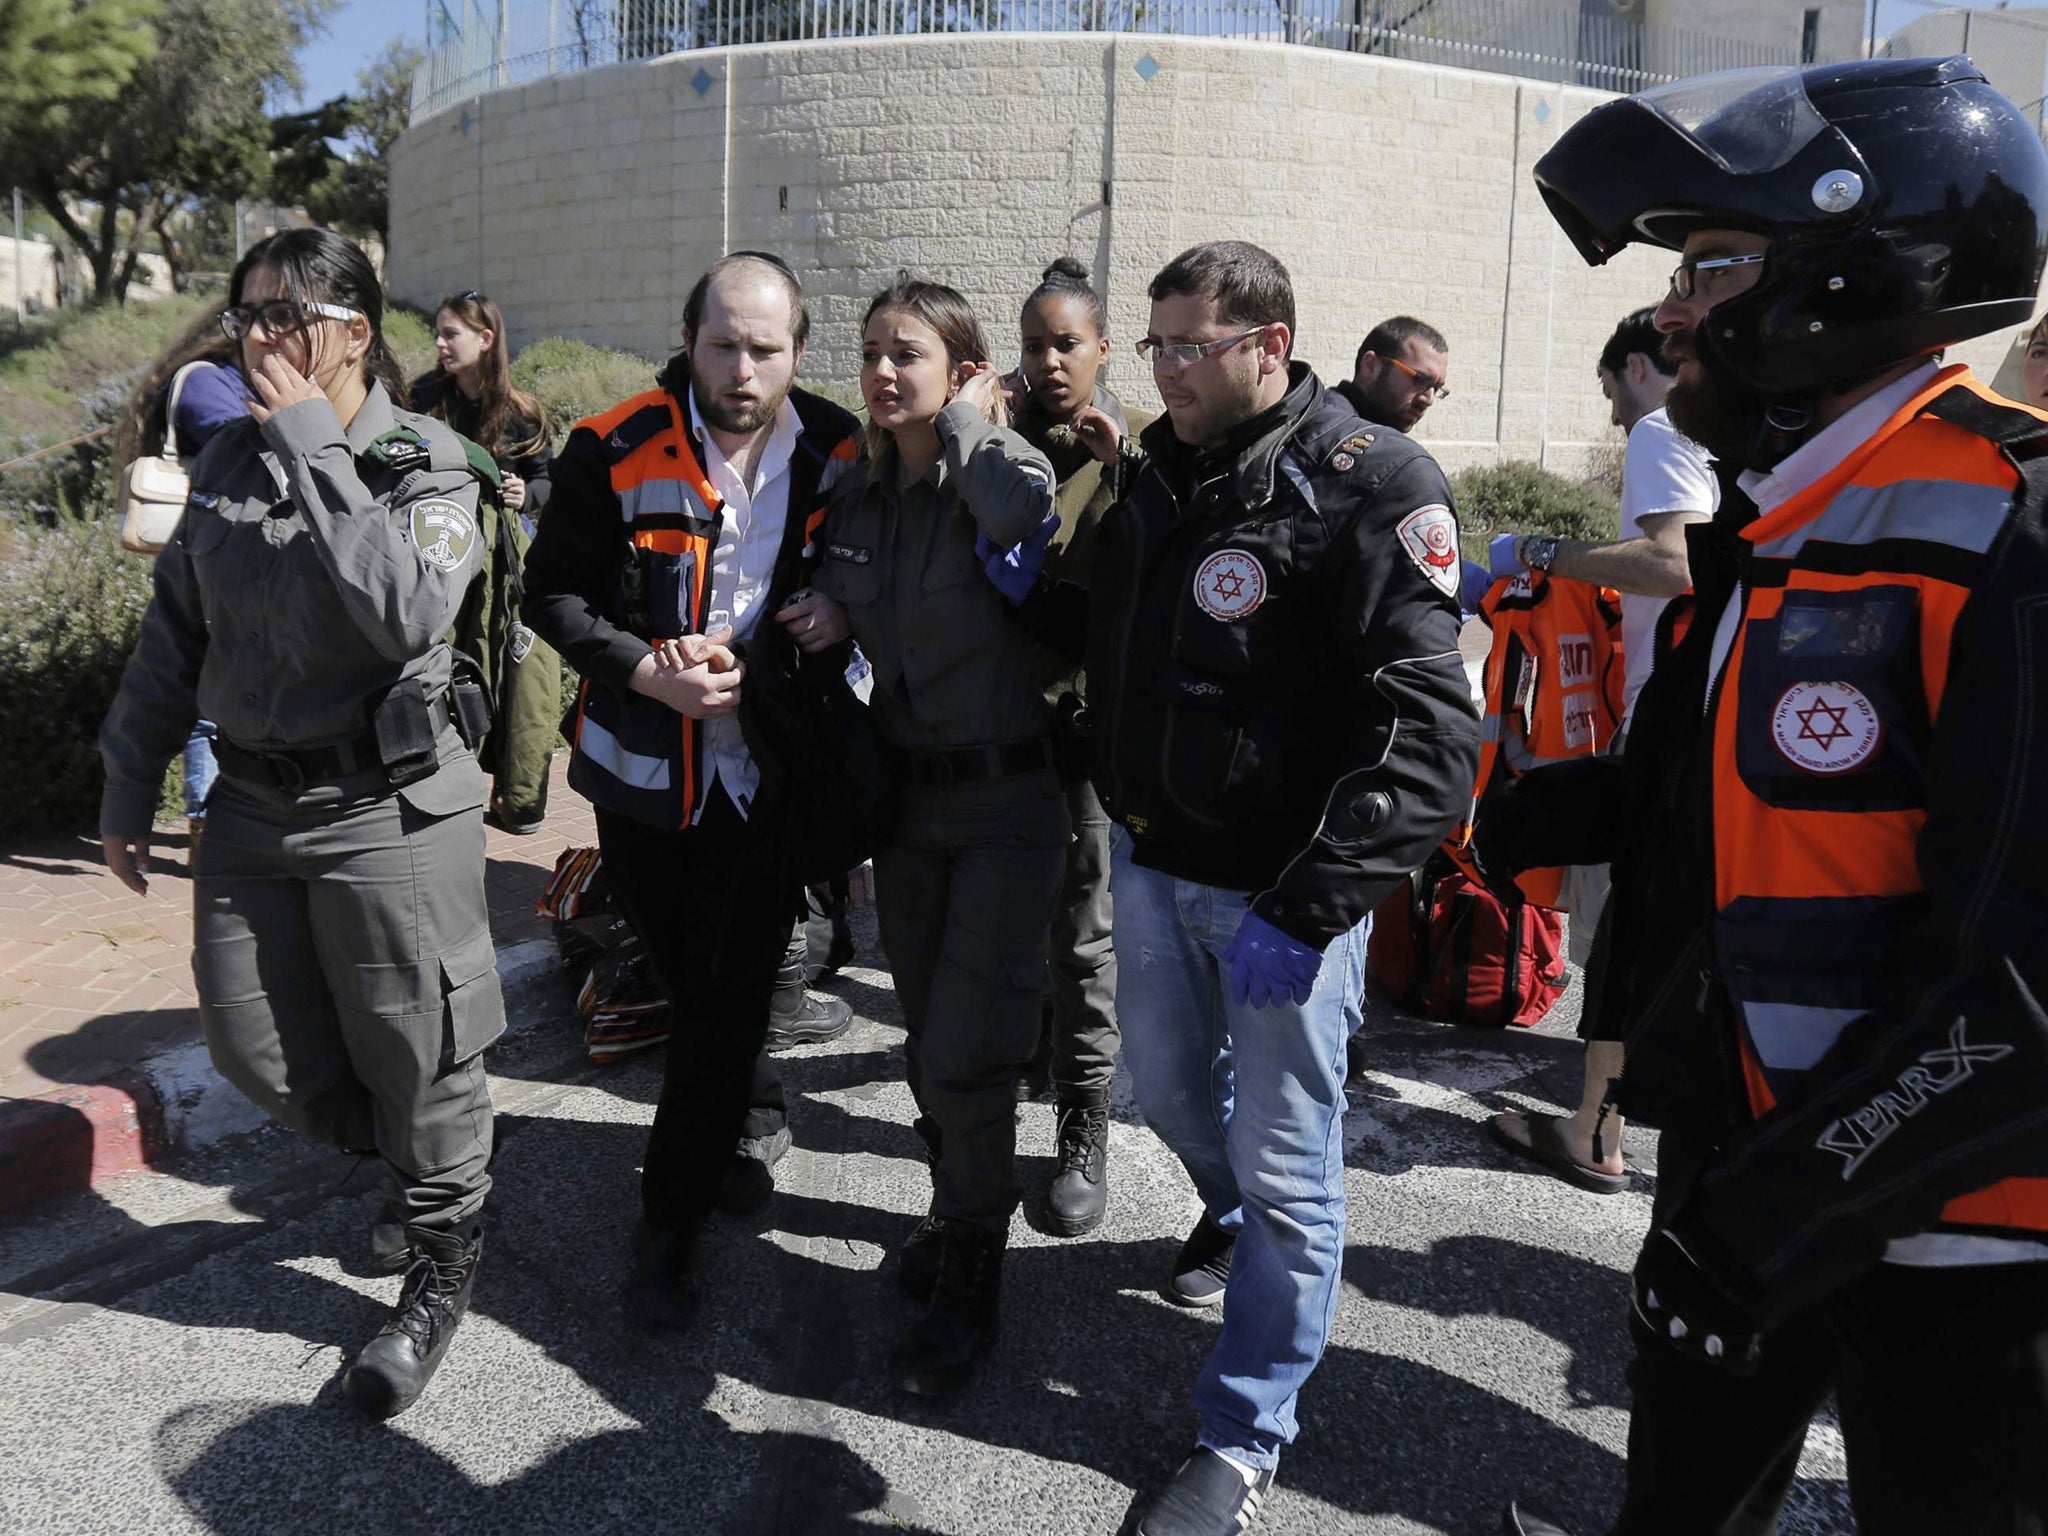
1396, 503, 1461, 599
1772, 681, 1883, 774
410, 498, 477, 573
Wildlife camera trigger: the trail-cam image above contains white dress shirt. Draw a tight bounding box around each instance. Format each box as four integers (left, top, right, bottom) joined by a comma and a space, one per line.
690, 389, 802, 823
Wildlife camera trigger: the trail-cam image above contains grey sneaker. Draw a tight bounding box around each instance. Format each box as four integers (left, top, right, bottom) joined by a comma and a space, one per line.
1166, 1215, 1234, 1308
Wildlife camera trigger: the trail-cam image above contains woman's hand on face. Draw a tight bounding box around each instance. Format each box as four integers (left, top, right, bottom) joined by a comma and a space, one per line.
1070, 404, 1123, 465
501, 473, 527, 511
776, 588, 850, 654
952, 364, 1004, 422
245, 352, 326, 424
102, 833, 151, 896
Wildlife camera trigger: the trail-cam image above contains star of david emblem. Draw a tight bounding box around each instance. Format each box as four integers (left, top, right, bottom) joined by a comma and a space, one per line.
1213, 570, 1245, 601
1794, 694, 1853, 752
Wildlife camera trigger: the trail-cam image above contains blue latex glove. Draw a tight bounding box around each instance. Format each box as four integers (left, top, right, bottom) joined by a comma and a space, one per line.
1222, 911, 1325, 1009
975, 512, 1060, 605
1487, 531, 1526, 580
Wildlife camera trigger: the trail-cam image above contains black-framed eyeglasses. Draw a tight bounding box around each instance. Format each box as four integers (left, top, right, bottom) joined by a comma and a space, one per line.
219, 299, 363, 342
1668, 251, 1766, 301
1136, 325, 1268, 369
1382, 352, 1450, 402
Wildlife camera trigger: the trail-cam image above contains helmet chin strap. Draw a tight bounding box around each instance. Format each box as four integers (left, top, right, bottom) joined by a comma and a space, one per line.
1742, 397, 1820, 473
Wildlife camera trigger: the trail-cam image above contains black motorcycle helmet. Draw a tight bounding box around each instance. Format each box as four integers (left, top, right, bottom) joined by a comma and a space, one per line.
1534, 57, 2048, 456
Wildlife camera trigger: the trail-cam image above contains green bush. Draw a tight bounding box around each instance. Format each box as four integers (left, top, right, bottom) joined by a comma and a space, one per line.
384, 304, 437, 388
0, 516, 159, 836
1450, 460, 1621, 559
511, 336, 659, 443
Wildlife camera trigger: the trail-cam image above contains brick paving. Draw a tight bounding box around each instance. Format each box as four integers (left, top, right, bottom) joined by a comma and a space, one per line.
0, 757, 594, 1103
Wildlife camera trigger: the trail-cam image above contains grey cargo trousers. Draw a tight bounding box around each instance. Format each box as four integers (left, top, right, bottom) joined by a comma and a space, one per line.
192, 751, 503, 1234
876, 766, 1069, 1233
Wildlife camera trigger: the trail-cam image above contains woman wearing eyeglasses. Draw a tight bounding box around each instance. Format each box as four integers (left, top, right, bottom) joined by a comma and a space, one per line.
98, 227, 503, 1422
790, 273, 1063, 1402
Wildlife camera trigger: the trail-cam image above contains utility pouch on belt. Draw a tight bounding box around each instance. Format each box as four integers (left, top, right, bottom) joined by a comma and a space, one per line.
372, 676, 441, 787
448, 648, 495, 752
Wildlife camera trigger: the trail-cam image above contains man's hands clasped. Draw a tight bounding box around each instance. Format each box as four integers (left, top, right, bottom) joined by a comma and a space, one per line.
630, 629, 744, 719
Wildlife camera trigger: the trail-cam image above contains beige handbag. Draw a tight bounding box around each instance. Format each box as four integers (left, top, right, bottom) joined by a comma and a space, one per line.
117, 362, 206, 555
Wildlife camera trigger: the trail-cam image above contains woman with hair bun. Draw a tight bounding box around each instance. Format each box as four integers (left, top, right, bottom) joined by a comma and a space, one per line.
787, 272, 1064, 1402
98, 227, 505, 1422
1004, 255, 1153, 1239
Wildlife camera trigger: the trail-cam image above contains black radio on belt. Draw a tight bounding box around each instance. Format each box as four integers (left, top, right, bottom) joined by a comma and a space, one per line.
447, 649, 495, 752
370, 677, 442, 787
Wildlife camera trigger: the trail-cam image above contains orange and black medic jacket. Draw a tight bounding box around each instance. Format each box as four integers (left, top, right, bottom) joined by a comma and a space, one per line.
1475, 369, 2048, 1324
520, 358, 861, 837
1470, 569, 1626, 909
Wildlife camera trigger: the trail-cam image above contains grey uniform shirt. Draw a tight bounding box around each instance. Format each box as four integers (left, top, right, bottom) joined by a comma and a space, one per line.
812, 400, 1056, 753
98, 382, 485, 838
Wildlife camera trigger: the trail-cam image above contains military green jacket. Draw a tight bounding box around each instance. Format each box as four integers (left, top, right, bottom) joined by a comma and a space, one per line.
99, 384, 487, 837
1015, 386, 1154, 703
812, 400, 1057, 752
451, 496, 562, 829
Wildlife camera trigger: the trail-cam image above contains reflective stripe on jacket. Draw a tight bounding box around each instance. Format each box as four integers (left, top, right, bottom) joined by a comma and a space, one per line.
1712, 366, 2048, 1238
543, 380, 859, 831
1474, 570, 1625, 909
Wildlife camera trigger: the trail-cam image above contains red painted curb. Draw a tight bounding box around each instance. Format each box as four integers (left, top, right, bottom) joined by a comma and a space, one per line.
0, 1071, 168, 1215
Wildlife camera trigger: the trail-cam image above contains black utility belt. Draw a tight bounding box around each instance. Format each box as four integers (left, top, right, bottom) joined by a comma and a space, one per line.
900, 736, 1054, 789
217, 690, 461, 794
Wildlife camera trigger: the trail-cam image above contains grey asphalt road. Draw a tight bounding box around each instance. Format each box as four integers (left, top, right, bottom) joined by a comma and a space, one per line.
0, 913, 1852, 1535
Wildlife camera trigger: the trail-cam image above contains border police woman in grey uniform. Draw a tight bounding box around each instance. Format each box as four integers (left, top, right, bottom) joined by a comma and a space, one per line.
98, 229, 503, 1420
793, 275, 1063, 1401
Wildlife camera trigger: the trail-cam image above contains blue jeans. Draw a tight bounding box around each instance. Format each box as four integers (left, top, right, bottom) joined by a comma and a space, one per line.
1111, 828, 1367, 1470
183, 721, 218, 820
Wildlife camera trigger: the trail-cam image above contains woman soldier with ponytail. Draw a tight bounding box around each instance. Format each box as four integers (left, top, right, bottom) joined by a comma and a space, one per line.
1004, 256, 1153, 1237
98, 228, 505, 1421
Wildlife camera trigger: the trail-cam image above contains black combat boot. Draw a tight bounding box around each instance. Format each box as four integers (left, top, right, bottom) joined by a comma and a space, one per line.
365, 1197, 412, 1274
345, 1224, 481, 1419
891, 1222, 1005, 1398
1045, 1100, 1110, 1237
803, 888, 855, 984
766, 928, 853, 1050
896, 1115, 945, 1301
624, 1218, 701, 1333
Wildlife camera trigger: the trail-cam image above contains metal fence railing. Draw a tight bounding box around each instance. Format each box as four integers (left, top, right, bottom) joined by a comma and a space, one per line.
1882, 8, 2048, 130
411, 0, 1807, 120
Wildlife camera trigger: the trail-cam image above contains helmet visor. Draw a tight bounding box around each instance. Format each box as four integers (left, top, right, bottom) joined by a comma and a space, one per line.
1636, 67, 1831, 176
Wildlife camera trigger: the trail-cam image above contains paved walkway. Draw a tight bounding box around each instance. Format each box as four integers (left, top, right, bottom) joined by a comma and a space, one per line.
0, 758, 593, 1103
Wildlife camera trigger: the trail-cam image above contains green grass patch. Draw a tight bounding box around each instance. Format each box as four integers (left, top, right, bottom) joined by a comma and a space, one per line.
1451, 460, 1621, 561
511, 336, 660, 443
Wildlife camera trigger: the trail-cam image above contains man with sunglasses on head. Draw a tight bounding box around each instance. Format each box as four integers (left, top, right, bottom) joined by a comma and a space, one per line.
1338, 315, 1451, 434
1065, 240, 1478, 1535
1480, 58, 2048, 1536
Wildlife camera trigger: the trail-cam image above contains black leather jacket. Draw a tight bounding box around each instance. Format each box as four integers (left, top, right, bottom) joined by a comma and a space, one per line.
1085, 365, 1479, 949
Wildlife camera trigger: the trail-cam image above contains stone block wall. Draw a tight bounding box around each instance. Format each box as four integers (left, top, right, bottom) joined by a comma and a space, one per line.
389, 32, 2018, 469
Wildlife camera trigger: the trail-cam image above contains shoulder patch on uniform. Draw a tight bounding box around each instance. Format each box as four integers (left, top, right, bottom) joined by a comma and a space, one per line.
366, 426, 433, 471
411, 497, 477, 572
1395, 503, 1461, 599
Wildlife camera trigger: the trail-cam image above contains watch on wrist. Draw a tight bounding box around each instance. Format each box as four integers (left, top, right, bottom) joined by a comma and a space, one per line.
1521, 535, 1560, 573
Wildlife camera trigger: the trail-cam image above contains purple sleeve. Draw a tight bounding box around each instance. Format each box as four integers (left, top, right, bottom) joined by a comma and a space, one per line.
171, 364, 253, 454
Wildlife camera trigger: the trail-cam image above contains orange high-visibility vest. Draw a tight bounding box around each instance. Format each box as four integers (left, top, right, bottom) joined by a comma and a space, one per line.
1473, 570, 1626, 908
565, 388, 858, 830
1713, 365, 2048, 1238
